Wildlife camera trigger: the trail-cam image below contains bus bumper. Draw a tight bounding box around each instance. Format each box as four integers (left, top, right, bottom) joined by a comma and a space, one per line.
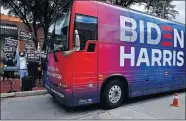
45, 81, 73, 107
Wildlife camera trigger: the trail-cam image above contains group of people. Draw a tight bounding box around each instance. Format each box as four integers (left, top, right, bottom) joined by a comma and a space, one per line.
2, 50, 47, 90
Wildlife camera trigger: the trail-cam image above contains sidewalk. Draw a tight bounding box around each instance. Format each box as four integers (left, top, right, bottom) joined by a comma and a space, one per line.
0, 77, 44, 93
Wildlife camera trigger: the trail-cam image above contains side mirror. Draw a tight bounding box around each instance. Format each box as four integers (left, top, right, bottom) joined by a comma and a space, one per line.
74, 30, 80, 51
62, 30, 80, 56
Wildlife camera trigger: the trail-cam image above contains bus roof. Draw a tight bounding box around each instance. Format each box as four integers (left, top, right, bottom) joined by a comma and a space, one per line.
93, 0, 185, 26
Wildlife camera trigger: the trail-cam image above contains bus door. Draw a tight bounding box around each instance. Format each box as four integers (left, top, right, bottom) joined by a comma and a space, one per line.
72, 14, 99, 105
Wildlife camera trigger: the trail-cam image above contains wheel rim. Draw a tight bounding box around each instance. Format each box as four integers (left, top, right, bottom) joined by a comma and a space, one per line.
108, 85, 122, 104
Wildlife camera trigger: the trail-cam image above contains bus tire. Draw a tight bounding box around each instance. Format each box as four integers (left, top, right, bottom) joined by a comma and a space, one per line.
101, 79, 125, 109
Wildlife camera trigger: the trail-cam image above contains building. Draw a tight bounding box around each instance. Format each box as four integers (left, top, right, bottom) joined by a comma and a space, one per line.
0, 14, 44, 67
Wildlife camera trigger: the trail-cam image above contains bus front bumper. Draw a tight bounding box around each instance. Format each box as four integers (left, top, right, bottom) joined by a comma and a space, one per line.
45, 81, 73, 107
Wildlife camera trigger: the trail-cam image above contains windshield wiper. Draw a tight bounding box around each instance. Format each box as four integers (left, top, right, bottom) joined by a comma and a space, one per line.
53, 51, 58, 62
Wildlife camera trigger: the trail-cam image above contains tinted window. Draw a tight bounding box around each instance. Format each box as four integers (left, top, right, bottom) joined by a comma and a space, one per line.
47, 2, 72, 53
74, 15, 97, 50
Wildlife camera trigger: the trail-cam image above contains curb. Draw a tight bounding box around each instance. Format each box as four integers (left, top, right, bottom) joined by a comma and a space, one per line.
1, 90, 48, 98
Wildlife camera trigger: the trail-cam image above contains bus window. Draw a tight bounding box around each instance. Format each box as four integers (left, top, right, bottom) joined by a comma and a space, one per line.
74, 14, 98, 51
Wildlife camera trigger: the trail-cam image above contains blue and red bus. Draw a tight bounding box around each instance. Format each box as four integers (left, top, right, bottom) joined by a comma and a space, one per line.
45, 0, 185, 109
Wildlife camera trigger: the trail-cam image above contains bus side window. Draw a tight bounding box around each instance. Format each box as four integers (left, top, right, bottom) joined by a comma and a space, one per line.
74, 14, 98, 51
87, 43, 96, 52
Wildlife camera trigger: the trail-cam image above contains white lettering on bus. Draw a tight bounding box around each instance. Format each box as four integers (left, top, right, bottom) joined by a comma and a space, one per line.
119, 15, 185, 67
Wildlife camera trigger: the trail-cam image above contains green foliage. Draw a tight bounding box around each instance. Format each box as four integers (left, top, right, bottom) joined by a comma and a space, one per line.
1, 0, 70, 49
145, 0, 179, 20
102, 0, 179, 20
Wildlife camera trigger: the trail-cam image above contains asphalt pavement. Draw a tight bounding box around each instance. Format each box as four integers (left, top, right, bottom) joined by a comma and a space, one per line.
1, 90, 185, 120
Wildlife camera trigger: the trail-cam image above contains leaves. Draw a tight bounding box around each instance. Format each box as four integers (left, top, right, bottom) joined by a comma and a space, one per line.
144, 0, 179, 20
102, 0, 179, 20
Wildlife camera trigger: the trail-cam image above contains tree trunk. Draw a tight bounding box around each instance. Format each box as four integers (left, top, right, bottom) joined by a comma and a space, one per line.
42, 26, 49, 51
33, 22, 38, 49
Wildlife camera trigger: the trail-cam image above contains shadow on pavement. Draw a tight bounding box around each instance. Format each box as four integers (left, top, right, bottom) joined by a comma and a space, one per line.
50, 89, 185, 113
50, 97, 100, 113
123, 89, 185, 106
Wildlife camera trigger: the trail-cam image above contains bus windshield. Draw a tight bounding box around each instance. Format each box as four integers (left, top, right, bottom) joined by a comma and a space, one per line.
48, 2, 71, 53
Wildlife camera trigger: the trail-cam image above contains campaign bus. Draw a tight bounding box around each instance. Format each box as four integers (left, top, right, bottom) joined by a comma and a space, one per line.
45, 0, 186, 109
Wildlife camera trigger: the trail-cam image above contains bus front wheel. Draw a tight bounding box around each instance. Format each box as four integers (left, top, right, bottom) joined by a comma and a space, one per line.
101, 79, 125, 109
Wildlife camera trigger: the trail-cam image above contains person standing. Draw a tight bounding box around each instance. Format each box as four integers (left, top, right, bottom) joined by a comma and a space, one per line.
12, 51, 17, 66
28, 61, 39, 89
6, 55, 15, 81
10, 51, 17, 81
38, 61, 42, 85
2, 54, 8, 82
41, 57, 47, 87
19, 52, 28, 89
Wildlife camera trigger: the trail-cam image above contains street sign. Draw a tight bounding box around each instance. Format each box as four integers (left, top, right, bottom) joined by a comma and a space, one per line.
25, 50, 35, 53
19, 31, 32, 41
3, 38, 18, 58
4, 53, 13, 57
24, 41, 36, 54
26, 52, 40, 62
25, 43, 35, 51
3, 46, 13, 53
40, 51, 46, 58
5, 38, 18, 48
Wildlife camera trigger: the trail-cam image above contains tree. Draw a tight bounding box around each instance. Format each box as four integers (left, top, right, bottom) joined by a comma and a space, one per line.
103, 0, 178, 20
1, 0, 41, 47
145, 0, 179, 20
104, 0, 144, 7
1, 0, 70, 50
34, 0, 70, 50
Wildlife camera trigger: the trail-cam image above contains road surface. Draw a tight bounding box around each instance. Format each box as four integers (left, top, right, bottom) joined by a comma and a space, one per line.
1, 91, 185, 120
